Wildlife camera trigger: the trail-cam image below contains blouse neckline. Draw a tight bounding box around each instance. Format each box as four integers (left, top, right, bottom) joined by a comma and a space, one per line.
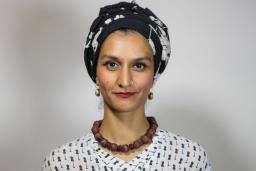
90, 128, 161, 169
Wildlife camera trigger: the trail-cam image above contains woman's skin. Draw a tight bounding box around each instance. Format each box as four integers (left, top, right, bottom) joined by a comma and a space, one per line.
96, 30, 155, 162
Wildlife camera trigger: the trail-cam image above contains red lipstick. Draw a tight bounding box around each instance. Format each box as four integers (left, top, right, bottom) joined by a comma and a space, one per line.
114, 92, 136, 98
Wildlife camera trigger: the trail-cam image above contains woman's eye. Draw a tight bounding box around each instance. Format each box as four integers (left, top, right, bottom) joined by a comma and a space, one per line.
133, 63, 146, 70
104, 61, 119, 70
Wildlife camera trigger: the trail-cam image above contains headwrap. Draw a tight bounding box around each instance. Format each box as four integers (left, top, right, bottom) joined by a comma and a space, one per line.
84, 1, 171, 83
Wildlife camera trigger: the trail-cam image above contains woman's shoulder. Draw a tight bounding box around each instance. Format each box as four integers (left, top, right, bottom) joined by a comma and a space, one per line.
156, 128, 212, 170
41, 132, 94, 171
157, 128, 207, 149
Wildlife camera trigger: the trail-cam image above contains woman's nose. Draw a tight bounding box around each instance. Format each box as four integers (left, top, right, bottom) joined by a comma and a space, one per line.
117, 66, 132, 88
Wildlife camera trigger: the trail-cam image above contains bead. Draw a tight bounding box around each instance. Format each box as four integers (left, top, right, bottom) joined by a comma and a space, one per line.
106, 142, 111, 149
146, 129, 155, 138
91, 126, 99, 134
93, 121, 101, 127
122, 144, 129, 152
138, 139, 143, 145
94, 133, 103, 141
150, 128, 156, 134
100, 139, 108, 147
142, 135, 150, 143
117, 145, 122, 151
146, 132, 152, 139
133, 140, 141, 148
152, 124, 158, 130
128, 143, 134, 150
110, 143, 118, 151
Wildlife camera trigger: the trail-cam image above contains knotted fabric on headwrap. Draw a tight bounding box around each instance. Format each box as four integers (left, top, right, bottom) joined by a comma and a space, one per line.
84, 1, 171, 83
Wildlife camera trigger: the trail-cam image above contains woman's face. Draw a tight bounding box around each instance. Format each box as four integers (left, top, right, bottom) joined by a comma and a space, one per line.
96, 30, 154, 113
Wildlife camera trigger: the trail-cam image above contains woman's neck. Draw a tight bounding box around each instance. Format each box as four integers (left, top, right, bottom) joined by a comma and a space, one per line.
99, 106, 150, 145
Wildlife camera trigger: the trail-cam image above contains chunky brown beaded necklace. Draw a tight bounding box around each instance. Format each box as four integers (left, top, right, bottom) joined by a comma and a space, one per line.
91, 116, 158, 152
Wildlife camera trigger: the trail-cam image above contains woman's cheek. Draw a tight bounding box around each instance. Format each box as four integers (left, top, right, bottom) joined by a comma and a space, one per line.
134, 72, 154, 90
98, 71, 116, 92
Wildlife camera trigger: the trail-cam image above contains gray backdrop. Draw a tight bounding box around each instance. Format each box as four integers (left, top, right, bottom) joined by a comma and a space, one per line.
0, 0, 255, 170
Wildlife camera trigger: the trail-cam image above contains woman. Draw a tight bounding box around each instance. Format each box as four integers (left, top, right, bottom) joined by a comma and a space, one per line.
42, 1, 212, 171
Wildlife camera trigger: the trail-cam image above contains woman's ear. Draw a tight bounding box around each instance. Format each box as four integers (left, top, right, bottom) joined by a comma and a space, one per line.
95, 77, 99, 86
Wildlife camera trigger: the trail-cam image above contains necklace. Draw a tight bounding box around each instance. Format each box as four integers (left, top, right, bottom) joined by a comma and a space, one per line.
91, 116, 158, 152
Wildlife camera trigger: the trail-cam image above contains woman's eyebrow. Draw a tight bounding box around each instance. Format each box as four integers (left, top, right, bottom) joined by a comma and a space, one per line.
100, 55, 119, 61
134, 56, 152, 62
100, 55, 152, 62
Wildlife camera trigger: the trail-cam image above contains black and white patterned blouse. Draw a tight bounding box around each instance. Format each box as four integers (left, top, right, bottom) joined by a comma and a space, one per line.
42, 128, 212, 171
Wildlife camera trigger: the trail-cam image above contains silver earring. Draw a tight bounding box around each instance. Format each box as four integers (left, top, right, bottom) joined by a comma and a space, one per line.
95, 86, 100, 97
148, 91, 153, 100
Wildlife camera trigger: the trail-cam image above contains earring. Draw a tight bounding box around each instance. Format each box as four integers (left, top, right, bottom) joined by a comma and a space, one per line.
148, 91, 153, 100
95, 87, 100, 97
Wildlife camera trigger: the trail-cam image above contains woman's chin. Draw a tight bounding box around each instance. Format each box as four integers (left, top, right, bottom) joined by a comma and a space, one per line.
106, 102, 143, 113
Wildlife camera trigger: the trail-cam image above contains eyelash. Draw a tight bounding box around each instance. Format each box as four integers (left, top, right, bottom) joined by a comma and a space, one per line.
133, 63, 147, 70
103, 61, 147, 71
103, 61, 119, 70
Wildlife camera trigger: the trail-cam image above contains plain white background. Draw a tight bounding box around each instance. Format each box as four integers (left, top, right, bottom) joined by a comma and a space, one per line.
0, 0, 255, 170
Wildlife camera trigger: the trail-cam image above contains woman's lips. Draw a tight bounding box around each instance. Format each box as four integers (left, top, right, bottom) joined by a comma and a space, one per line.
114, 92, 136, 98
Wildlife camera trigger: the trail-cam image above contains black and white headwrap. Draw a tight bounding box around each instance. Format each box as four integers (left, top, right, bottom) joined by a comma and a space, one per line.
84, 1, 171, 83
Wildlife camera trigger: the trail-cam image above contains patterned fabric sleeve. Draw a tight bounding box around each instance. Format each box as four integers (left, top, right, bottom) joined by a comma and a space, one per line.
205, 155, 213, 171
188, 142, 212, 171
41, 154, 51, 171
199, 146, 212, 171
41, 148, 65, 171
193, 143, 213, 171
41, 150, 55, 171
166, 131, 212, 171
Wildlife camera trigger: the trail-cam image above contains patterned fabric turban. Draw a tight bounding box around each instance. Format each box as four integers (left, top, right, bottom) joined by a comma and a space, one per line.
84, 1, 171, 83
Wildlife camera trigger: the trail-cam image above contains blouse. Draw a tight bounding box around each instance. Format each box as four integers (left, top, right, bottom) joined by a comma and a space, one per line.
42, 128, 212, 171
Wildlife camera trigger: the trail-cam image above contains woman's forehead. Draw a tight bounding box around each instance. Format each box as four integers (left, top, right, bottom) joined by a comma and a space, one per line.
98, 31, 154, 60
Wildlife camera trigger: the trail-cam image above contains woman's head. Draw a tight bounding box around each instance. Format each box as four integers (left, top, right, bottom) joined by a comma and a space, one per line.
96, 29, 154, 112
84, 1, 171, 84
